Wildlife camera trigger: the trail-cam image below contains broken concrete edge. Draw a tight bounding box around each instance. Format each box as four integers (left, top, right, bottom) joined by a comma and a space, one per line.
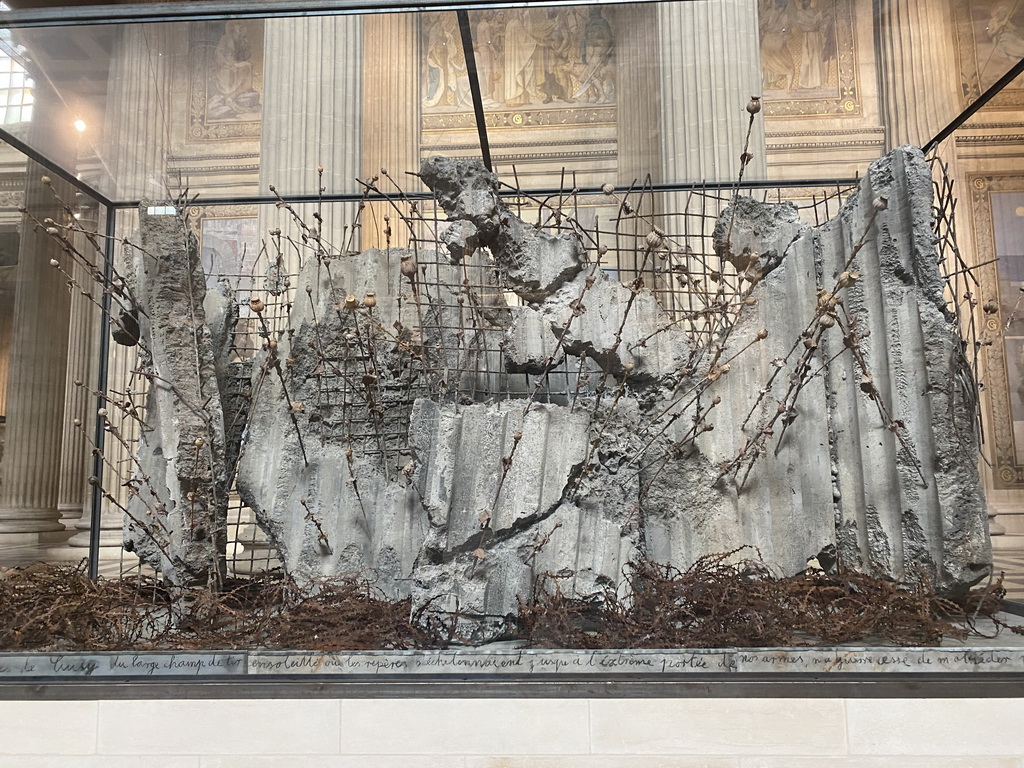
124, 204, 231, 587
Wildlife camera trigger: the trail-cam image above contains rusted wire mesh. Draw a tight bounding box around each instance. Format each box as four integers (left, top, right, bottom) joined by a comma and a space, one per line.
0, 549, 1015, 652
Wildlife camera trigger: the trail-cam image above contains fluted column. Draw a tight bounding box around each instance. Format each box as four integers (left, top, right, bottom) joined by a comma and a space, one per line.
103, 23, 174, 201
0, 265, 14, 416
0, 85, 77, 540
57, 225, 101, 524
656, 0, 766, 184
361, 12, 421, 250
875, 0, 960, 152
72, 25, 176, 554
259, 16, 363, 259
615, 4, 662, 187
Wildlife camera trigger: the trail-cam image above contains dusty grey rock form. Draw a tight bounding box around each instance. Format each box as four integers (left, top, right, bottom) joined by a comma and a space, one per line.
236, 248, 427, 591
408, 399, 640, 615
819, 148, 989, 592
123, 208, 230, 586
713, 196, 804, 281
649, 146, 988, 593
235, 247, 513, 593
420, 156, 584, 301
219, 148, 988, 612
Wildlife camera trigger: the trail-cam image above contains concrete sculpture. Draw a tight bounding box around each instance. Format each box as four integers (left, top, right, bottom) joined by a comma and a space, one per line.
126, 147, 990, 610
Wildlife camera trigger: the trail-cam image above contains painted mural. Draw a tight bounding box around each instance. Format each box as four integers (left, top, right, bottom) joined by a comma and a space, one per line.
422, 8, 615, 113
955, 0, 1024, 107
758, 0, 861, 117
188, 20, 264, 142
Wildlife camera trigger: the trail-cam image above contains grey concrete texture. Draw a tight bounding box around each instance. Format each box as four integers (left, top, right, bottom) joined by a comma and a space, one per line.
130, 147, 988, 613
420, 155, 584, 300
123, 208, 230, 586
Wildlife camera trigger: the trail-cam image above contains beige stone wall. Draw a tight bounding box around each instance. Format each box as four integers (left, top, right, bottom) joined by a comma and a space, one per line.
0, 697, 1023, 764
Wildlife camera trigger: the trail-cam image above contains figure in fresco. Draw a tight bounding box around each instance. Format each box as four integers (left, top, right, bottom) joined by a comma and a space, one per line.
793, 0, 828, 89
759, 0, 795, 90
424, 13, 471, 108
575, 6, 614, 103
503, 10, 541, 106
474, 15, 503, 103
208, 21, 262, 120
987, 1, 1024, 62
757, 0, 836, 95
423, 8, 615, 110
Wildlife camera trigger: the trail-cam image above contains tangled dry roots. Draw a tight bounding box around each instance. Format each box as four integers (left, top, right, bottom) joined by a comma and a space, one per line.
0, 564, 446, 651
0, 549, 1014, 652
519, 548, 1013, 648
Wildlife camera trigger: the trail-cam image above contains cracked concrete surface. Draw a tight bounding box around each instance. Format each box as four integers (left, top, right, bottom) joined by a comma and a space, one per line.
132, 148, 989, 610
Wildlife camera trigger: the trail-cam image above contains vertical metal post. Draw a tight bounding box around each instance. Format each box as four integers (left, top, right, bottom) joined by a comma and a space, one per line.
87, 204, 116, 580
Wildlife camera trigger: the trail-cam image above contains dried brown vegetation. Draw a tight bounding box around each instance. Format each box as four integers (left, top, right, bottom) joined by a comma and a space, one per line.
0, 549, 1015, 653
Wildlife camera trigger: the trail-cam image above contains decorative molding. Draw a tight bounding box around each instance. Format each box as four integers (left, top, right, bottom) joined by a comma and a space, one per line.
423, 107, 617, 132
956, 134, 1024, 145
766, 127, 886, 138
169, 165, 262, 176
167, 152, 262, 163
768, 139, 885, 151
491, 150, 617, 163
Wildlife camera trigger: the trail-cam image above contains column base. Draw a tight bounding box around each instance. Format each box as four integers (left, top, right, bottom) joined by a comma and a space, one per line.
58, 502, 86, 523
67, 526, 124, 549
0, 507, 65, 536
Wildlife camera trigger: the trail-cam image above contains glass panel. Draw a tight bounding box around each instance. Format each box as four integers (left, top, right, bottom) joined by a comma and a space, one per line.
0, 136, 108, 564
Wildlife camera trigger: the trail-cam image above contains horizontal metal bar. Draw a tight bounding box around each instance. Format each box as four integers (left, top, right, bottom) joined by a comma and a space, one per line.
0, 0, 676, 28
113, 177, 859, 209
0, 127, 115, 208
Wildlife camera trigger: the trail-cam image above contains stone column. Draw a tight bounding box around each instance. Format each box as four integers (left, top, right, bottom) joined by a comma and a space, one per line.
874, 0, 960, 152
71, 24, 176, 556
614, 4, 662, 187
69, 294, 140, 554
103, 23, 174, 201
0, 86, 77, 540
0, 265, 14, 417
56, 226, 101, 525
656, 0, 766, 184
258, 15, 363, 258
361, 12, 421, 250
